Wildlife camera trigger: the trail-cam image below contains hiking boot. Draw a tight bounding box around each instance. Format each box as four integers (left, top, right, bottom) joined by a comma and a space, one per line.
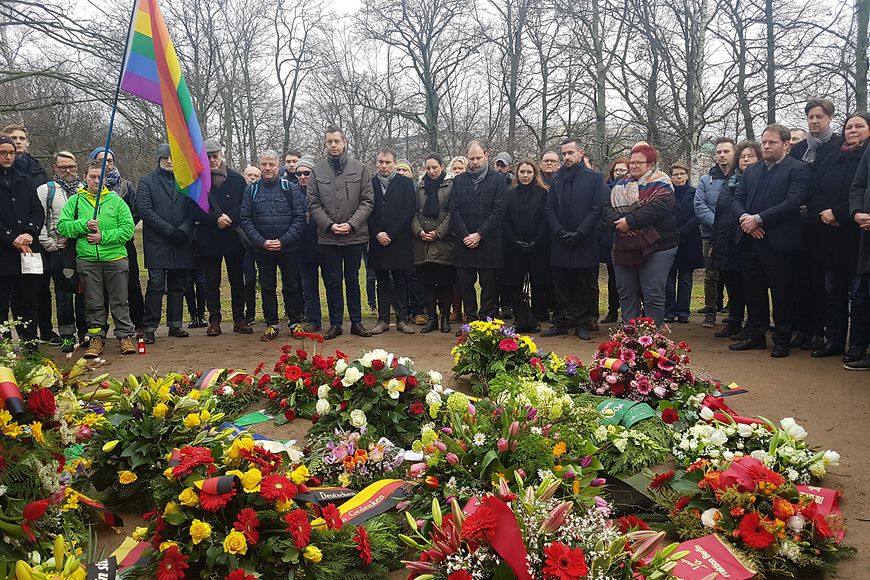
83, 336, 104, 359
370, 321, 390, 335
119, 336, 137, 355
261, 325, 279, 342
206, 323, 222, 337
61, 336, 76, 353
701, 313, 716, 328
413, 314, 427, 325
233, 321, 254, 334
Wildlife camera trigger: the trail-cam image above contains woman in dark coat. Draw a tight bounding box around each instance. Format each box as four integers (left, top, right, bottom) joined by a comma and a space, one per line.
847, 120, 870, 369
599, 158, 629, 323
413, 153, 455, 333
711, 140, 761, 340
502, 160, 551, 332
809, 112, 870, 362
664, 161, 702, 323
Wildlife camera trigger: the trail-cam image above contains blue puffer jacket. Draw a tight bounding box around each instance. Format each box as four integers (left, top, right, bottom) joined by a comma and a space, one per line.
693, 165, 728, 239
240, 177, 306, 254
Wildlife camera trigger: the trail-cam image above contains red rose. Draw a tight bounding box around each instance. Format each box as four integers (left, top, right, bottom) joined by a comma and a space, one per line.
258, 374, 271, 387
406, 375, 418, 387
311, 413, 320, 424
589, 368, 602, 383
284, 408, 297, 422
661, 408, 679, 424
371, 359, 385, 371
27, 387, 56, 418
409, 402, 425, 415
339, 400, 348, 411
280, 354, 290, 363
363, 374, 377, 387
296, 349, 308, 361
610, 381, 625, 396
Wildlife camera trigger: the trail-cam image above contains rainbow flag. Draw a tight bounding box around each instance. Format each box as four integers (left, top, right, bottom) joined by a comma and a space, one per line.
120, 0, 209, 210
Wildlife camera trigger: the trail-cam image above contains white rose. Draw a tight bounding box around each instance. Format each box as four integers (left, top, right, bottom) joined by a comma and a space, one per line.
334, 359, 348, 374
822, 450, 840, 467
808, 461, 826, 479
221, 385, 235, 396
780, 417, 808, 441
317, 384, 331, 399
371, 349, 389, 361
350, 409, 367, 428
425, 391, 442, 406
359, 353, 374, 368
315, 399, 331, 415
722, 451, 734, 461
701, 508, 721, 528
398, 356, 412, 367
342, 366, 364, 387
699, 406, 714, 421
737, 423, 754, 438
787, 515, 806, 532
428, 370, 443, 383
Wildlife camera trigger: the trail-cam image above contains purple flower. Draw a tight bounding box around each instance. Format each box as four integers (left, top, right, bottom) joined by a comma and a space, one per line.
565, 363, 578, 376
501, 326, 516, 338
562, 471, 576, 479
591, 477, 606, 487
526, 407, 538, 421
580, 455, 593, 468
461, 323, 471, 334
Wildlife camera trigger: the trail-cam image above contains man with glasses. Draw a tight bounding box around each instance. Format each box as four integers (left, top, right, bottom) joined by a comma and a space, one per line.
540, 150, 560, 184
295, 155, 324, 332
730, 124, 810, 358
36, 152, 87, 351
192, 139, 251, 336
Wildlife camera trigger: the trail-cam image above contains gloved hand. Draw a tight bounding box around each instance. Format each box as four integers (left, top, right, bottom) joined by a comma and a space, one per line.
515, 240, 530, 251
557, 229, 572, 244
168, 228, 188, 245
565, 231, 584, 248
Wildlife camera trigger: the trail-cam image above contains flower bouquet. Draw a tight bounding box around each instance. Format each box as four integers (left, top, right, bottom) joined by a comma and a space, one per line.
175, 368, 267, 420
307, 428, 406, 489
263, 342, 344, 425
139, 434, 403, 579
451, 319, 540, 390
649, 456, 854, 576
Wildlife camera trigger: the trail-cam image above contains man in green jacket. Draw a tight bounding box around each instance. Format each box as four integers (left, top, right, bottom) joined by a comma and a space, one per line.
57, 159, 137, 358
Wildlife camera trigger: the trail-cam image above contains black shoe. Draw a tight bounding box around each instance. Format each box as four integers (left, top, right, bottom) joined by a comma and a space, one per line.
729, 338, 767, 351
844, 356, 870, 371
811, 344, 845, 358
40, 331, 62, 346
731, 327, 751, 341
350, 322, 372, 337
677, 316, 690, 324
804, 334, 825, 351
843, 348, 866, 363
601, 311, 618, 324
697, 305, 715, 314
771, 344, 790, 358
143, 331, 156, 344
501, 306, 514, 320
789, 332, 808, 349
168, 327, 190, 338
188, 317, 207, 329
324, 325, 343, 340
715, 324, 741, 338
575, 326, 591, 340
440, 317, 451, 333
540, 325, 568, 337
421, 319, 439, 333
664, 316, 676, 323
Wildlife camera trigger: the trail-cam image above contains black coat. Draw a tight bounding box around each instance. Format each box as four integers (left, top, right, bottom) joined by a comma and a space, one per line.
192, 168, 247, 257
450, 169, 507, 269
368, 174, 416, 270
0, 166, 45, 276
732, 157, 810, 253
790, 135, 844, 169
849, 145, 870, 274
672, 184, 703, 270
240, 178, 306, 255
299, 189, 323, 265
503, 184, 550, 283
711, 172, 743, 271
546, 164, 606, 269
807, 143, 866, 268
137, 168, 196, 269
13, 153, 49, 188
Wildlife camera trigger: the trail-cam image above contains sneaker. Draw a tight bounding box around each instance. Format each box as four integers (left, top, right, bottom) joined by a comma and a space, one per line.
369, 321, 390, 335
261, 326, 279, 342
369, 306, 378, 318
119, 336, 137, 354
83, 336, 104, 359
413, 314, 427, 325
61, 336, 76, 353
701, 313, 716, 328
41, 331, 62, 346
844, 356, 870, 371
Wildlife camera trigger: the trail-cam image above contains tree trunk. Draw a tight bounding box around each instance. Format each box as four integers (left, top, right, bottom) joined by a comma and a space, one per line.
591, 0, 607, 163
765, 0, 776, 124
857, 0, 870, 110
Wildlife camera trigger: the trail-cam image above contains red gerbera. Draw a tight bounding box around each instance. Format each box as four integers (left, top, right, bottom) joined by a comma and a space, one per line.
225, 570, 255, 580
448, 572, 473, 580
460, 505, 497, 542
240, 446, 284, 474
234, 507, 261, 545
738, 512, 775, 550
649, 470, 675, 491
801, 503, 833, 539
284, 365, 303, 381
260, 474, 297, 502
354, 524, 372, 566
284, 509, 312, 549
321, 503, 343, 531
254, 361, 266, 374
542, 541, 588, 579
171, 447, 215, 479
363, 373, 377, 387
673, 496, 691, 511
157, 546, 189, 580
409, 402, 425, 415
199, 487, 236, 512
498, 338, 519, 352
617, 515, 650, 533
660, 408, 679, 424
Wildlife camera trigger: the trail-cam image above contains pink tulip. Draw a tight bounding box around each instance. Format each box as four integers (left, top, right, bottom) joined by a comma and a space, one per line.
509, 420, 520, 436
446, 453, 459, 465
434, 441, 447, 452
409, 462, 428, 477
497, 438, 508, 452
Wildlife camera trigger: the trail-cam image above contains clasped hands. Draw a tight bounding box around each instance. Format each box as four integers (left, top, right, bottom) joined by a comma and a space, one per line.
739, 214, 766, 240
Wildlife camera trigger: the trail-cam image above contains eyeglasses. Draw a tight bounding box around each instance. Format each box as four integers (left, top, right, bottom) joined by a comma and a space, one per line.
55, 165, 77, 171
0, 150, 15, 157
295, 170, 311, 176
628, 161, 650, 166
541, 159, 559, 164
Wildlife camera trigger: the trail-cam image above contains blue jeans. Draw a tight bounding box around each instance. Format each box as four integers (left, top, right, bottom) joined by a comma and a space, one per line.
321, 244, 365, 326
255, 252, 300, 327
665, 266, 695, 319
299, 262, 323, 327
614, 247, 677, 326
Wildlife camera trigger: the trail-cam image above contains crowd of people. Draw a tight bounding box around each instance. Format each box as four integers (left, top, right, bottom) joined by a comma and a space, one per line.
1, 98, 869, 370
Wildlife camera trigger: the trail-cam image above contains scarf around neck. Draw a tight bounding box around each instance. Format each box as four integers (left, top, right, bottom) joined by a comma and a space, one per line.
376, 170, 396, 194
211, 162, 228, 189
55, 178, 81, 199
803, 126, 834, 164
104, 167, 122, 189
422, 171, 446, 218
610, 168, 673, 212
467, 164, 488, 186
329, 152, 348, 175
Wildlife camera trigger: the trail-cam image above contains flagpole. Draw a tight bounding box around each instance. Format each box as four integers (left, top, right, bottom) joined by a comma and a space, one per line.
93, 0, 139, 222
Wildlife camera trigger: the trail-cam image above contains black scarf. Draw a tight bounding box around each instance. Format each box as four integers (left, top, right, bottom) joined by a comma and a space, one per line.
57, 178, 81, 199
329, 152, 348, 175
104, 167, 122, 189
422, 171, 446, 218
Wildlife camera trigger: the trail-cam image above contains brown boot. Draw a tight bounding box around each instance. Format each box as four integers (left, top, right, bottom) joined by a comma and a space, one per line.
83, 336, 104, 359
206, 323, 222, 336
119, 336, 137, 354
233, 321, 253, 334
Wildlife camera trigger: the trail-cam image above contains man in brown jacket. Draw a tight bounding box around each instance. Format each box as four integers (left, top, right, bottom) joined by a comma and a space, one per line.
307, 126, 374, 339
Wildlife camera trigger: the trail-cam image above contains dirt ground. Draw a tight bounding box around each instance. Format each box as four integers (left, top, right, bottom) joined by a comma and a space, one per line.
79, 314, 869, 578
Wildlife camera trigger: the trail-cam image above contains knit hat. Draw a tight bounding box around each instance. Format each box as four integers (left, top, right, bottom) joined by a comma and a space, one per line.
396, 159, 412, 173
0, 135, 14, 149
89, 146, 115, 160
204, 139, 222, 154
296, 155, 316, 170
155, 143, 171, 160
494, 152, 512, 166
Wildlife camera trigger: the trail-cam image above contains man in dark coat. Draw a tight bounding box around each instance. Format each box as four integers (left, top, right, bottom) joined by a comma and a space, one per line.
665, 162, 703, 323
450, 139, 507, 329
3, 124, 48, 187
0, 134, 44, 347
543, 138, 605, 339
367, 147, 417, 334
240, 150, 306, 342
730, 124, 810, 358
307, 126, 374, 340
137, 144, 196, 344
191, 139, 251, 337
846, 143, 870, 370
788, 98, 843, 351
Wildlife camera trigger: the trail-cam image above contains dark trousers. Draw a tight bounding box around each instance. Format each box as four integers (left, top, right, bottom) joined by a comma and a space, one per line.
255, 251, 300, 327
407, 268, 425, 317
723, 268, 746, 325
285, 271, 305, 324
424, 284, 453, 320
126, 240, 144, 329
48, 250, 86, 339
185, 262, 207, 319
457, 267, 499, 320
375, 269, 409, 323
741, 240, 793, 345
299, 262, 323, 327
551, 267, 597, 328
320, 243, 365, 326
36, 268, 54, 337
201, 254, 245, 324
665, 266, 695, 318
825, 265, 870, 351
793, 242, 826, 336
505, 281, 552, 331
243, 251, 257, 321
0, 274, 38, 343
144, 268, 189, 331
363, 247, 377, 310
